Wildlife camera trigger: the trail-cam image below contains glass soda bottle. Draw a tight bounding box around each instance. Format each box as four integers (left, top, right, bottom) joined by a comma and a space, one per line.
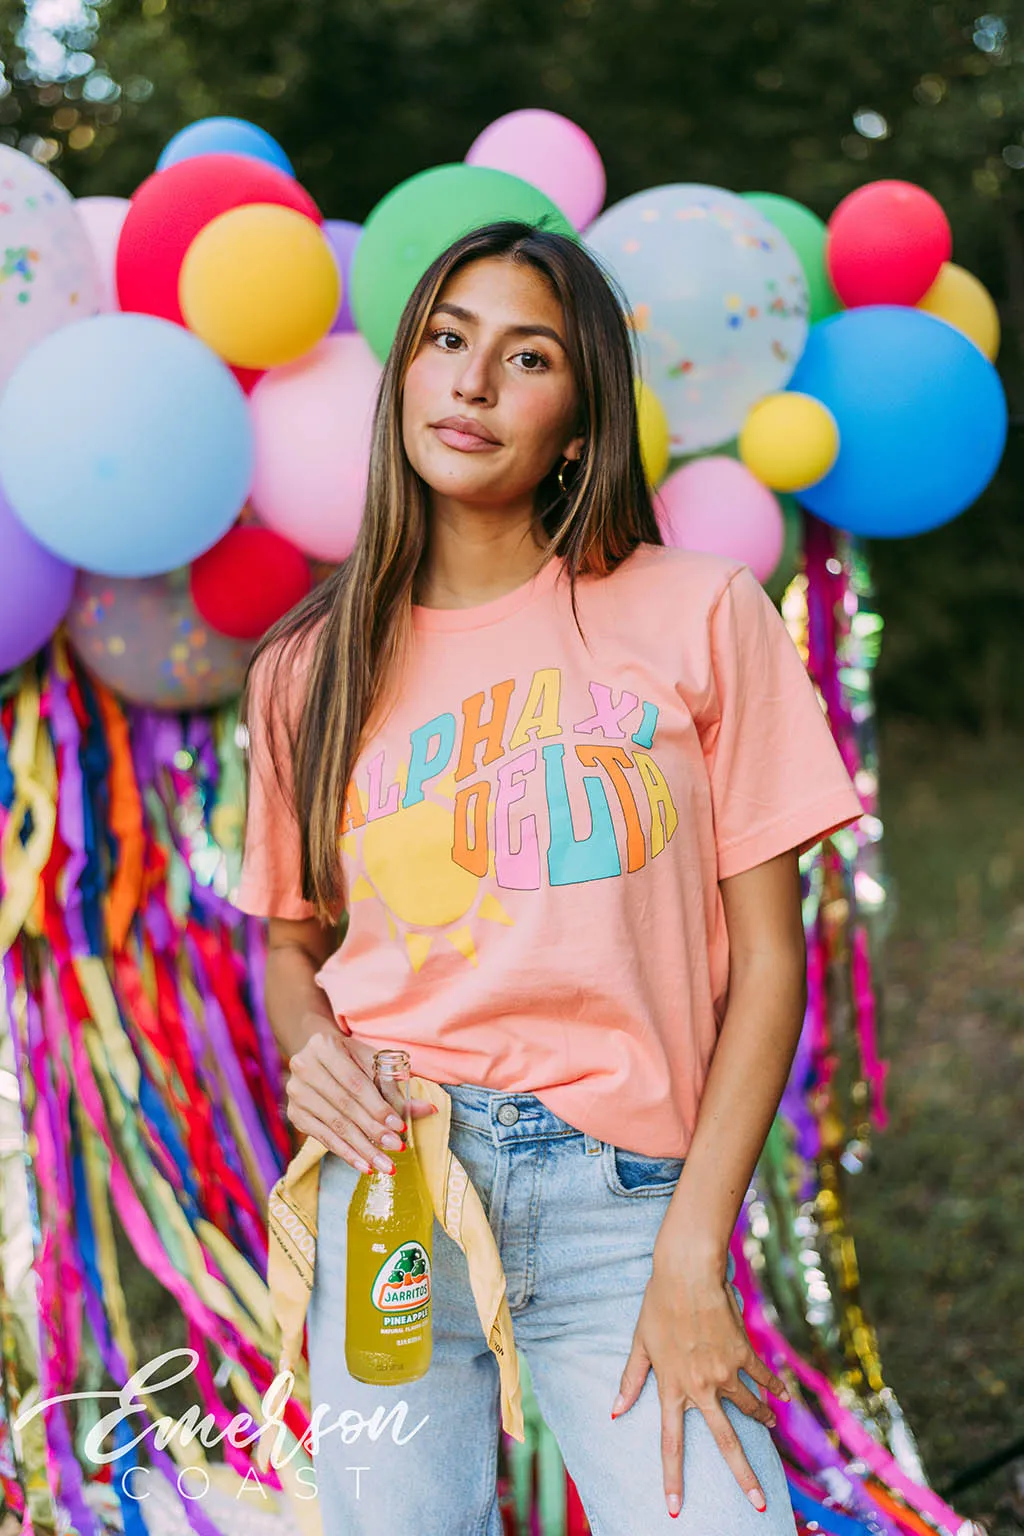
345, 1049, 433, 1384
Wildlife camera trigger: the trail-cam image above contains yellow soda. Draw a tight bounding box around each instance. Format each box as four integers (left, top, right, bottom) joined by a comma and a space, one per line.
345, 1049, 433, 1384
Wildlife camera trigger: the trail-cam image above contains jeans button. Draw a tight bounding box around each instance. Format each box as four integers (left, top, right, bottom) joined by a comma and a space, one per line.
496, 1102, 520, 1126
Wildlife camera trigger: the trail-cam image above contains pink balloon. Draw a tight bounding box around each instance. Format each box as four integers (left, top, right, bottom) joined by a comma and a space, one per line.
466, 109, 605, 231
249, 334, 381, 561
826, 180, 951, 308
654, 457, 784, 582
74, 196, 129, 314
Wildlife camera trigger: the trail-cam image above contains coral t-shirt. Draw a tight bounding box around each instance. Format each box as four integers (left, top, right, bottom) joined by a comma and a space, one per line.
234, 542, 863, 1156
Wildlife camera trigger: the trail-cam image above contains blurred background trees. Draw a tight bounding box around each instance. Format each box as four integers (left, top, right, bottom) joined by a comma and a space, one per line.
1, 0, 1022, 731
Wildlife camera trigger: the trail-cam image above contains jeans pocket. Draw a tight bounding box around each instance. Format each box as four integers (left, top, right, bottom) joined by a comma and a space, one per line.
602, 1142, 686, 1197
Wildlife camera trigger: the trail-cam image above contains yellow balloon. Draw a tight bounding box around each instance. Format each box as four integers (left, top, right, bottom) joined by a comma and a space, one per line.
179, 203, 340, 370
739, 392, 839, 494
916, 261, 1000, 360
635, 379, 670, 484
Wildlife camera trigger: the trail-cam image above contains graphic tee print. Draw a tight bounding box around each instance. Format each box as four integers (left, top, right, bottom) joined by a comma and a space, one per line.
236, 543, 863, 1156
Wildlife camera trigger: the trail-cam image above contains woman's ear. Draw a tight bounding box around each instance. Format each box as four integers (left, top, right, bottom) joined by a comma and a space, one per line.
563, 433, 587, 463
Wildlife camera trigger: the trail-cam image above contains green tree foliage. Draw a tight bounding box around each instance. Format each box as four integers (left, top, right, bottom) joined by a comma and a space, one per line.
1, 0, 1022, 729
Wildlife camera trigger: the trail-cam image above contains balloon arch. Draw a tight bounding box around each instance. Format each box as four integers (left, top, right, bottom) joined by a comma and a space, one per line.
0, 108, 1001, 1535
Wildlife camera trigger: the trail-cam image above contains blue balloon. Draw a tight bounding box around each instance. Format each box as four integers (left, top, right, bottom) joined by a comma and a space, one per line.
0, 314, 253, 578
157, 117, 294, 176
788, 306, 1007, 538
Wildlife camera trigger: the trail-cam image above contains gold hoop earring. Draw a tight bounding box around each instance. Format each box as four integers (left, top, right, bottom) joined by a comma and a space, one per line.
557, 457, 573, 495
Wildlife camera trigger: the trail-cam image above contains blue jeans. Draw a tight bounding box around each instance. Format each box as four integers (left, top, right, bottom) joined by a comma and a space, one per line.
307, 1085, 798, 1535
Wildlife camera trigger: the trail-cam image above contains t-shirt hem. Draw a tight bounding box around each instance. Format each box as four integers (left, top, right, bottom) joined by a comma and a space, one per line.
715, 790, 863, 880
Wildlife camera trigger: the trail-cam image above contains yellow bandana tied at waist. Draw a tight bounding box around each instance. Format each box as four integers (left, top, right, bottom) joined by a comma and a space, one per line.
266, 1077, 524, 1442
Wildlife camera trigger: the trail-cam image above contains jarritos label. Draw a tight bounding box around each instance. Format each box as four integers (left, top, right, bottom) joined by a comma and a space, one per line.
371, 1242, 431, 1316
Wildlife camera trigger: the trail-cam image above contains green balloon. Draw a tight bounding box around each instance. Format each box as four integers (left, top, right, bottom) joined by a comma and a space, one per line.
351, 163, 577, 361
741, 192, 841, 326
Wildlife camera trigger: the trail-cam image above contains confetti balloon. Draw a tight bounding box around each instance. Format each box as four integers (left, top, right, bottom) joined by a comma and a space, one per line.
741, 192, 840, 325
0, 145, 102, 392
586, 184, 809, 454
66, 566, 254, 709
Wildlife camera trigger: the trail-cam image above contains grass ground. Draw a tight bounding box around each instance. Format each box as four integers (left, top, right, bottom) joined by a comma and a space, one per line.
844, 718, 1024, 1535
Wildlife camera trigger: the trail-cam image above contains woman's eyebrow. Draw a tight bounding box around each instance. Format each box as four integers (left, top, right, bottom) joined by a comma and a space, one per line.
430, 301, 567, 352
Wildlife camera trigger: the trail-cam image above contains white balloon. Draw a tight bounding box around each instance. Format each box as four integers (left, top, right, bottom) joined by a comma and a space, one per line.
74, 195, 129, 313
0, 146, 102, 392
587, 184, 809, 453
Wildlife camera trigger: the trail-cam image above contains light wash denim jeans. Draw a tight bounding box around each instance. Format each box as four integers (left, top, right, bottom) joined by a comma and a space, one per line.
307, 1084, 798, 1535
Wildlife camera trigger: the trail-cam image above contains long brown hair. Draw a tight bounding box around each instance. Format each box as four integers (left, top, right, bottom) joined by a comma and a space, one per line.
240, 219, 663, 923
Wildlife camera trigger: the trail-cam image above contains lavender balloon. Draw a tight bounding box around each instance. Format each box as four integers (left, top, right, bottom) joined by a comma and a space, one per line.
324, 219, 362, 334
0, 488, 76, 671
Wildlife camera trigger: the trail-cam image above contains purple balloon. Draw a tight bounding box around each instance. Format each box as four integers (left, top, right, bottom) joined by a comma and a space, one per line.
0, 486, 76, 670
324, 219, 362, 334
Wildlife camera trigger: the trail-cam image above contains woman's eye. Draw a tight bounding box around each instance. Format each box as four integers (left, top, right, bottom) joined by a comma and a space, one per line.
515, 350, 549, 371
432, 328, 463, 350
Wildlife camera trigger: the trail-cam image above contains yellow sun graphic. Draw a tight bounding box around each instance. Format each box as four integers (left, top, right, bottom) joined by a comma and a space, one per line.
342, 760, 515, 973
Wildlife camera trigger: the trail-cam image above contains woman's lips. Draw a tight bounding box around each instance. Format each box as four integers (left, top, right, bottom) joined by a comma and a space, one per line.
432, 425, 502, 452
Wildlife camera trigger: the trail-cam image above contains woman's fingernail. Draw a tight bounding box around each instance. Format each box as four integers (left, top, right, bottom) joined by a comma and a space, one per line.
666, 1493, 681, 1517
610, 1392, 626, 1417
385, 1114, 404, 1132
747, 1488, 767, 1513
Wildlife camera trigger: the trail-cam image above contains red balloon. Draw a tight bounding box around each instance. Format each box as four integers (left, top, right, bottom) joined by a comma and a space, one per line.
231, 365, 265, 395
190, 524, 312, 640
826, 180, 951, 308
116, 153, 321, 325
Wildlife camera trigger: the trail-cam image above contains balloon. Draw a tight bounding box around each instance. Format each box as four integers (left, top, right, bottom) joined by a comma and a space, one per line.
739, 392, 839, 492
157, 117, 294, 176
826, 180, 951, 308
788, 306, 1007, 538
179, 203, 340, 369
763, 495, 803, 604
635, 379, 670, 484
742, 193, 840, 325
74, 196, 129, 313
324, 219, 363, 334
0, 313, 253, 577
466, 110, 606, 231
0, 145, 101, 393
249, 334, 382, 561
654, 456, 784, 582
0, 487, 76, 671
190, 524, 312, 639
586, 185, 809, 454
66, 567, 253, 709
116, 153, 321, 325
350, 163, 576, 361
916, 262, 1000, 360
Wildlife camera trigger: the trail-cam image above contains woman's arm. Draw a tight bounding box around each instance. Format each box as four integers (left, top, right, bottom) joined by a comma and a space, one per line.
653, 846, 808, 1279
265, 915, 344, 1062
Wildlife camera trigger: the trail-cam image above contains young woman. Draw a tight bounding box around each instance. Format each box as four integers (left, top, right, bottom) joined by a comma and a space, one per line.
236, 219, 863, 1533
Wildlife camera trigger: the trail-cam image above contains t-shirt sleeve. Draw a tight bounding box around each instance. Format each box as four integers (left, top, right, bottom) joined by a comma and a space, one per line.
232, 647, 319, 921
699, 564, 863, 880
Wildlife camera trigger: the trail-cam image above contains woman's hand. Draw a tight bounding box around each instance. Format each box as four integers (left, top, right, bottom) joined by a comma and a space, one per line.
611, 1258, 789, 1519
285, 1018, 437, 1175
